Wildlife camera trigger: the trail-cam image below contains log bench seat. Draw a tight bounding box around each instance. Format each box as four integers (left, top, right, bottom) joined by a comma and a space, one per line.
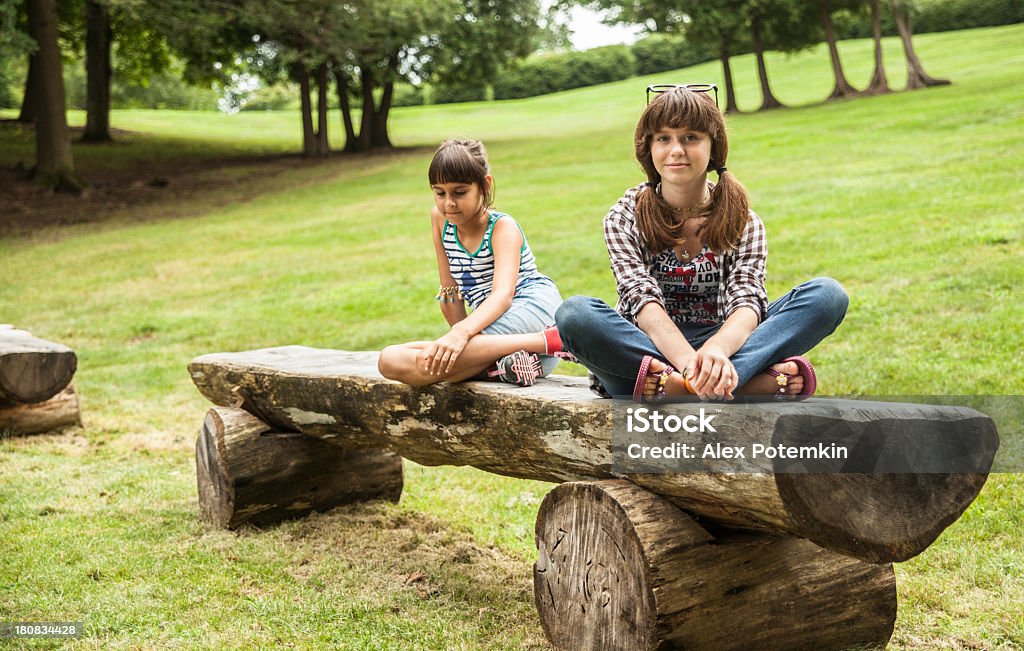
188, 345, 999, 650
0, 325, 80, 435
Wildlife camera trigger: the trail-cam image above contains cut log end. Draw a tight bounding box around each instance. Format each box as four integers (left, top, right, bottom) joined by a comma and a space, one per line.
0, 326, 77, 405
535, 481, 897, 651
196, 406, 404, 529
773, 410, 999, 562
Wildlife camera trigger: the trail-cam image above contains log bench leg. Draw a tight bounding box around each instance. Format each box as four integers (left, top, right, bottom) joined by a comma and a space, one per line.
0, 384, 81, 436
534, 480, 897, 651
196, 406, 403, 529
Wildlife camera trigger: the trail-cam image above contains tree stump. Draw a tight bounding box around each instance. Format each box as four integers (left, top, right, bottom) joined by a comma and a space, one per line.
196, 406, 404, 529
534, 481, 897, 651
0, 325, 77, 406
0, 384, 81, 435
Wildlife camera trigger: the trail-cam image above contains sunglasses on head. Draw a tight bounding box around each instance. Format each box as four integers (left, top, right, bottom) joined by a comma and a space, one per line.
646, 83, 719, 108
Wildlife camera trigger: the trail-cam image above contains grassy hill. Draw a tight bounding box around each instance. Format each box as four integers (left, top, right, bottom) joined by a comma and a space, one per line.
1, 24, 1022, 649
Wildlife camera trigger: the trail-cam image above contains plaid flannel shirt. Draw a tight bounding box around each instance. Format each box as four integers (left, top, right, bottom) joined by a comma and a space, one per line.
590, 183, 768, 396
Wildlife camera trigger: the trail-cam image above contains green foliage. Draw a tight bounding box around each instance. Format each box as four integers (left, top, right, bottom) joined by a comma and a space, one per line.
835, 0, 1024, 38
238, 82, 298, 111
391, 82, 425, 107
431, 82, 487, 105
0, 0, 32, 58
631, 32, 712, 75
0, 54, 22, 108
914, 0, 1024, 32
62, 57, 220, 110
493, 45, 635, 100
426, 0, 543, 87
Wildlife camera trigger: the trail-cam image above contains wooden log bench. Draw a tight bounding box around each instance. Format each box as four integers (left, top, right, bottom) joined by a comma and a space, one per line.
0, 325, 80, 435
189, 345, 998, 650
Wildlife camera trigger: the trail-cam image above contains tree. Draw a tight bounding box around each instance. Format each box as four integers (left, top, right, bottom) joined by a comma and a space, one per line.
81, 1, 174, 142
679, 0, 750, 113
575, 0, 686, 32
576, 0, 749, 112
889, 0, 949, 89
815, 0, 860, 99
26, 0, 84, 192
863, 0, 890, 94
745, 0, 819, 110
82, 0, 111, 141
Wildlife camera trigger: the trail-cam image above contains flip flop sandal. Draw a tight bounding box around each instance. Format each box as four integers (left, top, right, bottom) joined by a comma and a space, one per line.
766, 355, 817, 400
632, 355, 697, 403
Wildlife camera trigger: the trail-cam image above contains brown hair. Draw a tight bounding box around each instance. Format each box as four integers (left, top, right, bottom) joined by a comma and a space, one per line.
633, 88, 749, 255
428, 139, 494, 211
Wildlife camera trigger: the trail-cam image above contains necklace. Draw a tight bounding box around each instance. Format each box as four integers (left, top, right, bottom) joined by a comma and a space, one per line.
674, 192, 708, 263
668, 190, 710, 213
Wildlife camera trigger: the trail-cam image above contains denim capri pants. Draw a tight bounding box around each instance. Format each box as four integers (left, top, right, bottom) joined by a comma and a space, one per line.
482, 278, 563, 376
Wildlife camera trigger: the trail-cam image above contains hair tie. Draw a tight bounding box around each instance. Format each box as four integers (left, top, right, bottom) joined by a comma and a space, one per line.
716, 166, 728, 175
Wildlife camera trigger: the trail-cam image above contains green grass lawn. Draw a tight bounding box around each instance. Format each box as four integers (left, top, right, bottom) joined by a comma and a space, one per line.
2, 24, 1023, 649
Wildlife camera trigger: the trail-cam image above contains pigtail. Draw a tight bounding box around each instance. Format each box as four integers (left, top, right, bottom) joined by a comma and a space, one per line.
703, 164, 750, 254
635, 183, 687, 254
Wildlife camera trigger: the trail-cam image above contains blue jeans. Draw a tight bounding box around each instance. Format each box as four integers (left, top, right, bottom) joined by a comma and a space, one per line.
555, 277, 849, 397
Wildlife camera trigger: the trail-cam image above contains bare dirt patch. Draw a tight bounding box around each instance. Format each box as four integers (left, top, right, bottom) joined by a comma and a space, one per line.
1, 121, 424, 240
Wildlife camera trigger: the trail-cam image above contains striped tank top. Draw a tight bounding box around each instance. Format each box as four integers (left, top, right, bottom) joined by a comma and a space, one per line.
442, 211, 550, 309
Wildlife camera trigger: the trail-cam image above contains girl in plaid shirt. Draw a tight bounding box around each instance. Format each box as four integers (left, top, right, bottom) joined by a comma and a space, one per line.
553, 85, 849, 401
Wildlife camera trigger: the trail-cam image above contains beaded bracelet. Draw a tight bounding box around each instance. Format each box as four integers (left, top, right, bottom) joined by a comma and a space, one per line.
435, 285, 464, 303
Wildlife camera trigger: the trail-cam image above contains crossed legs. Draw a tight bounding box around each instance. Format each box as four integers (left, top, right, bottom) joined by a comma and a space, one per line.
378, 332, 548, 386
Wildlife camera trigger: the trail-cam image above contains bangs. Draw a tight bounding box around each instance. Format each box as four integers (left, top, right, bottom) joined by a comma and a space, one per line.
428, 145, 488, 187
637, 89, 721, 139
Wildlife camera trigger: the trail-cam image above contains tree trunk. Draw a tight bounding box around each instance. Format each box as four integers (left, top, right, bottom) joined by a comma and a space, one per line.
332, 65, 357, 153
0, 325, 77, 406
82, 0, 113, 143
890, 0, 951, 89
17, 53, 38, 123
196, 406, 403, 529
371, 79, 393, 148
371, 52, 397, 149
864, 0, 892, 95
0, 384, 81, 436
821, 0, 858, 99
315, 62, 329, 157
357, 63, 374, 152
188, 347, 999, 564
750, 18, 785, 111
534, 481, 897, 651
27, 0, 84, 193
297, 65, 316, 158
720, 48, 739, 114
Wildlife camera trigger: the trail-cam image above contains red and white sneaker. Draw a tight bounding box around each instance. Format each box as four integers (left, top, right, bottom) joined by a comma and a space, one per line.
489, 350, 544, 387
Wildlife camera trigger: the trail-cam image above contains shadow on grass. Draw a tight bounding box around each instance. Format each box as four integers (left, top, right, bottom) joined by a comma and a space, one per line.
0, 120, 434, 240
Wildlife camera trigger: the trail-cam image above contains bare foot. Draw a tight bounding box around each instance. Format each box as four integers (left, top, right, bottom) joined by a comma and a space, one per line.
738, 361, 804, 398
642, 359, 691, 400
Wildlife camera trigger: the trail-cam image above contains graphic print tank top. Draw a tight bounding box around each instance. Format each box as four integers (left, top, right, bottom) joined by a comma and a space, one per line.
442, 211, 547, 309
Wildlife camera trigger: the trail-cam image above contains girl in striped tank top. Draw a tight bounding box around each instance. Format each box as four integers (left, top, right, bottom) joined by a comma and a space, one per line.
378, 139, 569, 387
